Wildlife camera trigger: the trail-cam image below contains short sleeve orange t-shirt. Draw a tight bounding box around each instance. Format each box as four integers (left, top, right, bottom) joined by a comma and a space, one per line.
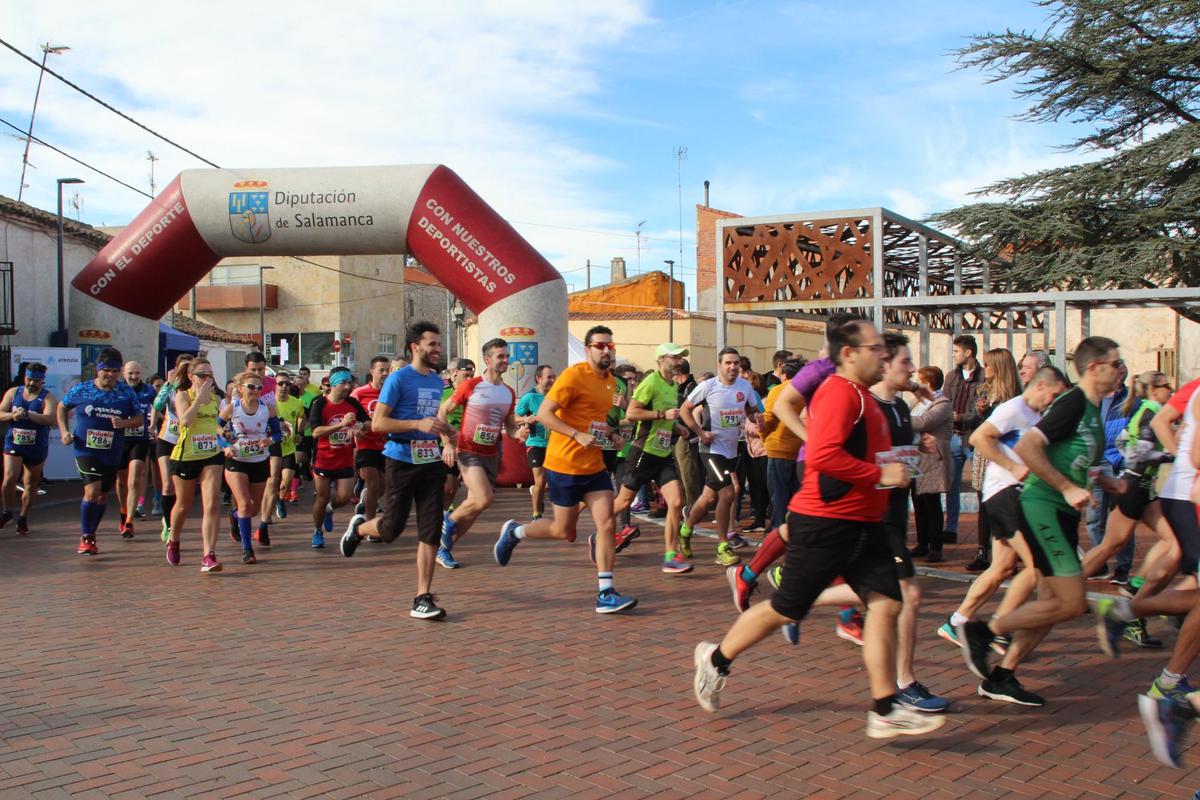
543, 361, 620, 475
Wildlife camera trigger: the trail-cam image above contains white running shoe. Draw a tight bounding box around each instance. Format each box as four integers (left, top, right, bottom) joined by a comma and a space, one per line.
692, 641, 726, 712
866, 705, 946, 739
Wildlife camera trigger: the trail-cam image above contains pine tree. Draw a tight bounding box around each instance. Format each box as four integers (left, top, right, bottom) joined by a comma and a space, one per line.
929, 0, 1200, 310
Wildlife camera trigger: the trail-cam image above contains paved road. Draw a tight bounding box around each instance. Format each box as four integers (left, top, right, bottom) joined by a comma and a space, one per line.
0, 485, 1193, 798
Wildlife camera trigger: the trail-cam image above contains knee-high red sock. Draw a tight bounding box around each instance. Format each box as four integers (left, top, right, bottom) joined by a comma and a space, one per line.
746, 528, 786, 578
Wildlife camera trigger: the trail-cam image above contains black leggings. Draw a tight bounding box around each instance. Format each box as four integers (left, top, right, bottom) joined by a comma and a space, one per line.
913, 490, 943, 552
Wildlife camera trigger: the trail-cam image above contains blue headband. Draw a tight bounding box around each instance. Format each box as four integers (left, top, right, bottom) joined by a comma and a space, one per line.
98, 359, 123, 371
26, 369, 46, 380
329, 371, 352, 387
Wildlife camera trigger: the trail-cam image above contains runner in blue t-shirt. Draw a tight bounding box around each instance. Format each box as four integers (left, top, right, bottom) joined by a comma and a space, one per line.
515, 364, 555, 520
0, 362, 58, 534
339, 322, 453, 621
116, 360, 158, 539
56, 348, 143, 555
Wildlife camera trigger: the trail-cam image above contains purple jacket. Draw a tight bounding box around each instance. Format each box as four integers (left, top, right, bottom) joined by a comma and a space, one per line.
791, 357, 835, 461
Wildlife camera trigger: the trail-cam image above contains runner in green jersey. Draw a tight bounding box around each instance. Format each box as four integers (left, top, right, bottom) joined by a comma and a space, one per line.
958, 337, 1132, 700
612, 344, 694, 573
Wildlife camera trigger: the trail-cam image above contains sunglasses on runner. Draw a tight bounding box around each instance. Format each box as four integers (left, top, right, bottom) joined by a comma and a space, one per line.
588, 342, 617, 351
193, 371, 214, 379
244, 384, 263, 391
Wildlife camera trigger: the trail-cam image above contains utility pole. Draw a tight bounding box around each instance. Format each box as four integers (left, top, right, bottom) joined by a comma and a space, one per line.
635, 220, 646, 273
19, 43, 71, 202
673, 146, 687, 303
146, 151, 159, 196
586, 259, 591, 289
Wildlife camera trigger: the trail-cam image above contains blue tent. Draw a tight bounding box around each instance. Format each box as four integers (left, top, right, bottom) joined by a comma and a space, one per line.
158, 321, 199, 374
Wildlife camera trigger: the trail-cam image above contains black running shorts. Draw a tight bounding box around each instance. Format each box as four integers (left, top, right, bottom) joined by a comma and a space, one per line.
1161, 497, 1200, 576
771, 512, 902, 620
983, 485, 1027, 542
355, 449, 386, 471
1113, 473, 1155, 521
76, 456, 118, 492
225, 459, 271, 483
169, 454, 224, 482
526, 446, 547, 469
121, 438, 151, 466
700, 452, 736, 490
620, 447, 679, 492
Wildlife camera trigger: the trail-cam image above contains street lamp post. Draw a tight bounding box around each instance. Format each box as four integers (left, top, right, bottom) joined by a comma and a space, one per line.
20, 43, 71, 202
56, 177, 84, 345
664, 259, 675, 341
259, 265, 274, 356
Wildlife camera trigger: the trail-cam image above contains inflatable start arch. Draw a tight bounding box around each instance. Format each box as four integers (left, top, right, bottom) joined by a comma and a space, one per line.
74, 164, 568, 392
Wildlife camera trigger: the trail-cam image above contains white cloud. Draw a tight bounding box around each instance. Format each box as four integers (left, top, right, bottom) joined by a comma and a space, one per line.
0, 0, 653, 281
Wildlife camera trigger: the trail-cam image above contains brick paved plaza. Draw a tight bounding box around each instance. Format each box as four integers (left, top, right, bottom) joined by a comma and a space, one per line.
1, 486, 1197, 799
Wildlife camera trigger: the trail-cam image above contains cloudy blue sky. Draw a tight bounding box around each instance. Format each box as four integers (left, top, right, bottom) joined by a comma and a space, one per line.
0, 1, 1091, 302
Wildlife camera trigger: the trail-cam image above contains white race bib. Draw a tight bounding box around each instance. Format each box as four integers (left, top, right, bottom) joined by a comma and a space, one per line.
588, 421, 612, 448
191, 433, 217, 454
653, 428, 673, 452
329, 429, 352, 447
11, 428, 36, 446
238, 441, 264, 458
718, 408, 743, 428
473, 423, 500, 447
86, 429, 114, 450
411, 440, 441, 464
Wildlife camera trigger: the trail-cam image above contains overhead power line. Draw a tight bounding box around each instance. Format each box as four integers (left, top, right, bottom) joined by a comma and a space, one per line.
0, 37, 220, 167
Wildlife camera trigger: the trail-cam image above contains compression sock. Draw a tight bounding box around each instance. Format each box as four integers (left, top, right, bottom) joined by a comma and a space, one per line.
162, 493, 177, 522
238, 515, 254, 550
81, 501, 106, 536
745, 528, 786, 579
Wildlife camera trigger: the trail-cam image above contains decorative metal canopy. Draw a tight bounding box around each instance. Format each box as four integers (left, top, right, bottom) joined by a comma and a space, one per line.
715, 208, 1200, 366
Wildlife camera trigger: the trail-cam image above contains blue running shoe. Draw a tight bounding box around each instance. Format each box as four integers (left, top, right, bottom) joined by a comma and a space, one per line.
436, 546, 460, 569
781, 622, 800, 645
311, 531, 325, 549
323, 503, 334, 533
495, 519, 520, 566
595, 588, 637, 614
275, 499, 287, 519
1139, 693, 1188, 768
441, 511, 456, 551
897, 681, 950, 713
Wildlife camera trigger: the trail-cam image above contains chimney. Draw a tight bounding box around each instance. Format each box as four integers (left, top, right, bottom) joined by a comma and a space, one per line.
610, 257, 626, 282
704, 180, 710, 207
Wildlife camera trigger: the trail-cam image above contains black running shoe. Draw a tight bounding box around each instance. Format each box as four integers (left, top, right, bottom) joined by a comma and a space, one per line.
958, 620, 993, 679
340, 514, 365, 558
978, 675, 1045, 707
411, 593, 446, 620
257, 522, 270, 547
1124, 618, 1163, 649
